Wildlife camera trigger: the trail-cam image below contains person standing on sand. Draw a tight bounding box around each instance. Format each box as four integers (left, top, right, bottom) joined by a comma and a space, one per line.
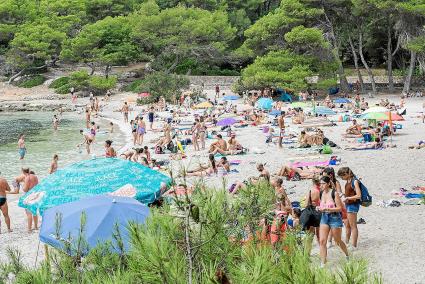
121, 102, 129, 123
18, 134, 26, 160
137, 117, 146, 145
49, 154, 59, 174
21, 168, 39, 233
337, 167, 362, 249
278, 111, 285, 148
148, 106, 155, 130
0, 175, 12, 233
318, 176, 349, 267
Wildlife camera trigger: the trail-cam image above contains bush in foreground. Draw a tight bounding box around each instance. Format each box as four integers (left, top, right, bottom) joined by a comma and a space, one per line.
0, 182, 382, 283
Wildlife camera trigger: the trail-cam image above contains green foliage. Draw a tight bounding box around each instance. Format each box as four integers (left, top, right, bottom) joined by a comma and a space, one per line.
134, 72, 189, 103
87, 75, 117, 95
61, 16, 140, 68
0, 181, 381, 283
241, 50, 314, 91
16, 75, 46, 88
49, 76, 70, 89
7, 23, 66, 69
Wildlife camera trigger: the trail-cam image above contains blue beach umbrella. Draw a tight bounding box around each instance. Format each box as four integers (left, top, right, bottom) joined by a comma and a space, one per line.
223, 95, 240, 101
314, 106, 336, 116
256, 98, 273, 110
334, 98, 351, 104
40, 195, 150, 255
19, 158, 171, 215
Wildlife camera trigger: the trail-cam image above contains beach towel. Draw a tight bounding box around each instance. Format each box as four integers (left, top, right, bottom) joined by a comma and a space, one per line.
290, 161, 330, 168
230, 160, 241, 165
405, 193, 425, 199
350, 147, 384, 151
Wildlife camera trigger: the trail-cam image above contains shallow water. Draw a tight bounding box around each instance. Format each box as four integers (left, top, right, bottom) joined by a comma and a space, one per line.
0, 112, 126, 182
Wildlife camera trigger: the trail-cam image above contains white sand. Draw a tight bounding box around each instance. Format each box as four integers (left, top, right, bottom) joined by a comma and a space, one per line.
1, 87, 424, 283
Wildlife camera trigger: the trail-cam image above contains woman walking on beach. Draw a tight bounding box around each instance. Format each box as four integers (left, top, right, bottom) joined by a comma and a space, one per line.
322, 167, 348, 248
337, 167, 361, 248
18, 134, 26, 160
318, 176, 349, 266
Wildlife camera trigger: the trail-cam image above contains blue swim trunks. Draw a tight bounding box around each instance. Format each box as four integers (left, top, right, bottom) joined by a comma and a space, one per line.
19, 148, 26, 159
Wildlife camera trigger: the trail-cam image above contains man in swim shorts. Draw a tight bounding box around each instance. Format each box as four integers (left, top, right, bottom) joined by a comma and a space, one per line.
18, 134, 26, 160
0, 174, 12, 233
21, 168, 39, 233
121, 102, 129, 123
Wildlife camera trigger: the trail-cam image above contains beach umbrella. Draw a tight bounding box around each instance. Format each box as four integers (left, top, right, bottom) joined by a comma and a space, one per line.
193, 101, 213, 109
312, 106, 336, 116
223, 95, 240, 101
138, 92, 150, 98
360, 112, 404, 121
216, 117, 238, 126
334, 98, 351, 104
18, 158, 171, 215
290, 101, 311, 108
256, 98, 273, 110
362, 106, 389, 114
40, 195, 150, 255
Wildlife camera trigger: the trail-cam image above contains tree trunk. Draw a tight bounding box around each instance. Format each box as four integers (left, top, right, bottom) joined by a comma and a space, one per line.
358, 32, 377, 94
348, 37, 364, 93
7, 64, 47, 84
403, 50, 416, 94
387, 25, 401, 93
105, 65, 111, 78
322, 10, 349, 92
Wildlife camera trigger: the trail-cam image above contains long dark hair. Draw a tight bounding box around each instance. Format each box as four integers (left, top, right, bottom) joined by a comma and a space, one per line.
208, 154, 216, 171
323, 167, 336, 183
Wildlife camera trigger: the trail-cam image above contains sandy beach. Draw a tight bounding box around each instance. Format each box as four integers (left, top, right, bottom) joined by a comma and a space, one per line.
0, 85, 424, 283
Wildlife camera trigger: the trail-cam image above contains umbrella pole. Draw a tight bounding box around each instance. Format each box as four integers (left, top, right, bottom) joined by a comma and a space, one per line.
44, 244, 50, 268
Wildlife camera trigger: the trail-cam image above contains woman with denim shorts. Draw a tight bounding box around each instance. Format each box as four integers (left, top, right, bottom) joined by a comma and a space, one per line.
337, 167, 362, 249
318, 176, 349, 267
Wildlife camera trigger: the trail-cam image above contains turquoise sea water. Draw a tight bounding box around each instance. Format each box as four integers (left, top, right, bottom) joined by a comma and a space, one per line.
0, 112, 126, 182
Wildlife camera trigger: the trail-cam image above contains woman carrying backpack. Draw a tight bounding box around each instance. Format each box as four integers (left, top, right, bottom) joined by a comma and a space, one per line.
337, 167, 362, 249
318, 176, 349, 267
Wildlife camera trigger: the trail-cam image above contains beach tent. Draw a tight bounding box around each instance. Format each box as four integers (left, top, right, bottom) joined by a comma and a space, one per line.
256, 98, 273, 110
276, 88, 292, 102
328, 87, 339, 95
40, 195, 150, 255
18, 158, 171, 215
334, 98, 351, 104
193, 101, 213, 109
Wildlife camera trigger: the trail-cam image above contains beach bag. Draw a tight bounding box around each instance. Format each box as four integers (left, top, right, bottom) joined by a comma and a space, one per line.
321, 144, 333, 154
155, 146, 163, 154
352, 178, 372, 207
300, 191, 321, 230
